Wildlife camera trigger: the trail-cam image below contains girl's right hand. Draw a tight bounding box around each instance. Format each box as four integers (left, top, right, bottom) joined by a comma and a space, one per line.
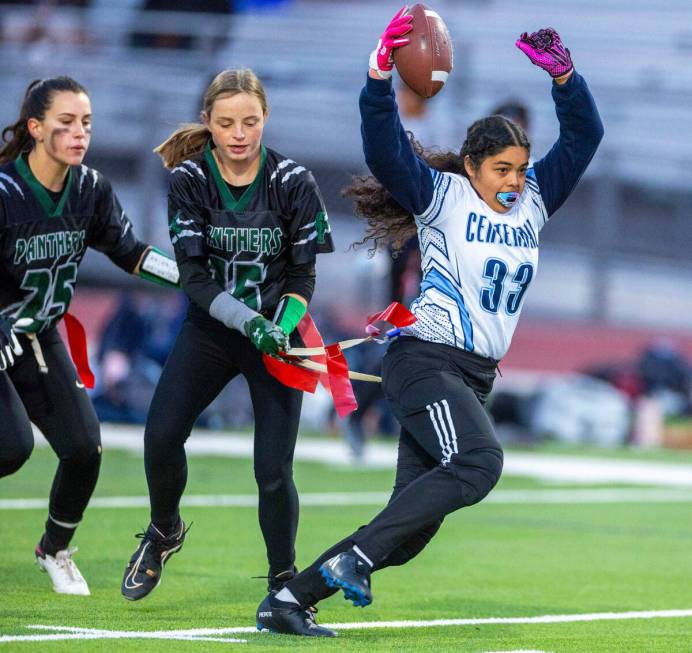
243, 315, 289, 357
369, 6, 413, 80
0, 316, 32, 371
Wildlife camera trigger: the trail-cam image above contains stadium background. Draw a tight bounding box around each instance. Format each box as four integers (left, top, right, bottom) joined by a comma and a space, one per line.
1, 2, 692, 651
0, 0, 690, 442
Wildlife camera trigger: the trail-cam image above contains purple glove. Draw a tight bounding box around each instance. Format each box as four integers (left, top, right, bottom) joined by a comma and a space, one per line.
369, 6, 413, 79
516, 28, 573, 78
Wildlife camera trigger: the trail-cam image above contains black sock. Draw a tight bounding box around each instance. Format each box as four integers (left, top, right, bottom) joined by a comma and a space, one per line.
40, 521, 76, 556
152, 514, 181, 537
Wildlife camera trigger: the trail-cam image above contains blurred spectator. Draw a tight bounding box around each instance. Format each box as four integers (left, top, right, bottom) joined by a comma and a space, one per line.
584, 340, 691, 417
638, 340, 691, 415
0, 0, 91, 52
530, 375, 631, 447
92, 290, 259, 429
490, 99, 531, 132
92, 292, 187, 423
397, 79, 454, 150
128, 0, 234, 52
235, 0, 293, 10
342, 341, 397, 462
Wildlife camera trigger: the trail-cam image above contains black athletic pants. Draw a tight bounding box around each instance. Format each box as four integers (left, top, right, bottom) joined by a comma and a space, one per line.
287, 336, 504, 606
144, 316, 303, 575
0, 328, 102, 549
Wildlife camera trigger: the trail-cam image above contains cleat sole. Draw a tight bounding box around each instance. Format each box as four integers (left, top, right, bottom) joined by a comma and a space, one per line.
256, 625, 276, 634
319, 566, 371, 607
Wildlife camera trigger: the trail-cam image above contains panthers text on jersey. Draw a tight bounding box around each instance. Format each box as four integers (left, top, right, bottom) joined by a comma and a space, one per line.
168, 142, 334, 317
0, 154, 146, 333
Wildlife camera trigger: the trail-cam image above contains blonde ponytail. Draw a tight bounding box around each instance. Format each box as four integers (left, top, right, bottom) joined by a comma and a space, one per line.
154, 123, 209, 169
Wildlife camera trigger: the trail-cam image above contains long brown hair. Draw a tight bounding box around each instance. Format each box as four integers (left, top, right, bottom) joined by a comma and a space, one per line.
345, 115, 530, 255
0, 77, 88, 165
155, 68, 269, 169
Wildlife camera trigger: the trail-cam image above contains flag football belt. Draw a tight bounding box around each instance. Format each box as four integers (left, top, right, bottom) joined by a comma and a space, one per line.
263, 301, 416, 418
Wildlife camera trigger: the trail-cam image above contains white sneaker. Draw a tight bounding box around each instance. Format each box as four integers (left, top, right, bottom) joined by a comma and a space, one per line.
36, 546, 91, 596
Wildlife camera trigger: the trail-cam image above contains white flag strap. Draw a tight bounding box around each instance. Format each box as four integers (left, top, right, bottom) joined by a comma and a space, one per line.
296, 358, 382, 383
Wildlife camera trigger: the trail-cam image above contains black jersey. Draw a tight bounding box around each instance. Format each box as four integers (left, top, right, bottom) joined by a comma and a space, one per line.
168, 142, 334, 315
0, 154, 146, 333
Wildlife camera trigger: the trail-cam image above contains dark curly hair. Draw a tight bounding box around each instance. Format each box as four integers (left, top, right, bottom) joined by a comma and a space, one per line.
344, 115, 530, 255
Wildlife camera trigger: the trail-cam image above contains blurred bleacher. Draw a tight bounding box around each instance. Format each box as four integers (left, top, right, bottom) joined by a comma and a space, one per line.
1, 0, 691, 330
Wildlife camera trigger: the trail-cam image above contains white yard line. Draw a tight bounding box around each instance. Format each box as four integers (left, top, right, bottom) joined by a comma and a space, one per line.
1, 609, 689, 644
6, 488, 692, 511
28, 424, 692, 487
0, 633, 245, 644
3, 487, 692, 511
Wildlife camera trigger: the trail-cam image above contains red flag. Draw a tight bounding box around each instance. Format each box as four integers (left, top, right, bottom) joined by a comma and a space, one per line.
366, 301, 416, 332
63, 312, 95, 389
263, 311, 326, 393
325, 343, 358, 418
297, 312, 330, 391
263, 354, 319, 393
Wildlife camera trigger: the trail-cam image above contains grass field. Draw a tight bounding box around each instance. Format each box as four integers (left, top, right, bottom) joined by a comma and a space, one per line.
1, 435, 692, 652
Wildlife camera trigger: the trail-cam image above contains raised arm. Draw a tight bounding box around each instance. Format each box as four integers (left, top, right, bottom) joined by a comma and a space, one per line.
517, 28, 604, 216
361, 6, 435, 216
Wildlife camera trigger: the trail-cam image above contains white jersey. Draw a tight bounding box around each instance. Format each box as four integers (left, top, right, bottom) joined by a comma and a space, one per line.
403, 168, 549, 360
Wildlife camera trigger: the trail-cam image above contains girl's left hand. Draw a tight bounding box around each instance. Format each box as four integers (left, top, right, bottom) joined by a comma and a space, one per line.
516, 28, 573, 79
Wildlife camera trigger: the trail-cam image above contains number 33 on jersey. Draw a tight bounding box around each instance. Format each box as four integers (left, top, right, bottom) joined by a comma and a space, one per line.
406, 168, 547, 360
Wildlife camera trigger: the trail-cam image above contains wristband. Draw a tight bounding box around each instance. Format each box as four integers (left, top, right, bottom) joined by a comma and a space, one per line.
138, 247, 180, 288
210, 291, 259, 333
273, 295, 307, 336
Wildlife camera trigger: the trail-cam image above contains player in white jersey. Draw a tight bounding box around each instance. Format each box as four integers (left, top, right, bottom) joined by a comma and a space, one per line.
255, 17, 603, 637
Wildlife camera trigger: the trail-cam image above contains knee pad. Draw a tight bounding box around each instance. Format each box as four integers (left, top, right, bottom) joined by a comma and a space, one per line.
449, 446, 503, 506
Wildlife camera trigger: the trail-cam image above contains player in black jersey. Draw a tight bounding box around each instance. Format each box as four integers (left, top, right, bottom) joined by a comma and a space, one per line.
120, 69, 334, 604
0, 77, 179, 595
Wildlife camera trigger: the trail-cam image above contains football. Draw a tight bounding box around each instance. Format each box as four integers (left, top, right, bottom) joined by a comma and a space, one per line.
392, 4, 454, 99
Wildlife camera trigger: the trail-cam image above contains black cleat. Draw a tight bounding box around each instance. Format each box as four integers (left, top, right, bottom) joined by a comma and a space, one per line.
121, 520, 188, 601
319, 551, 373, 607
255, 594, 336, 637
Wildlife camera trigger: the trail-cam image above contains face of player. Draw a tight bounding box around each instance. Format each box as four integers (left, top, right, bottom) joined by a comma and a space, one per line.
29, 91, 92, 167
205, 92, 266, 169
464, 146, 529, 213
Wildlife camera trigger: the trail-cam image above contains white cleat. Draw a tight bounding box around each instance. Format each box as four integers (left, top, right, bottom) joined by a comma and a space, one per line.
36, 546, 91, 596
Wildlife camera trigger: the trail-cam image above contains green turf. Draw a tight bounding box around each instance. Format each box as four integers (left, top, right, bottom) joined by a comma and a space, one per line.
1, 444, 691, 652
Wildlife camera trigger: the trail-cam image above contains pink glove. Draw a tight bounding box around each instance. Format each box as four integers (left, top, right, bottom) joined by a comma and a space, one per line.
516, 28, 573, 78
369, 6, 413, 80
